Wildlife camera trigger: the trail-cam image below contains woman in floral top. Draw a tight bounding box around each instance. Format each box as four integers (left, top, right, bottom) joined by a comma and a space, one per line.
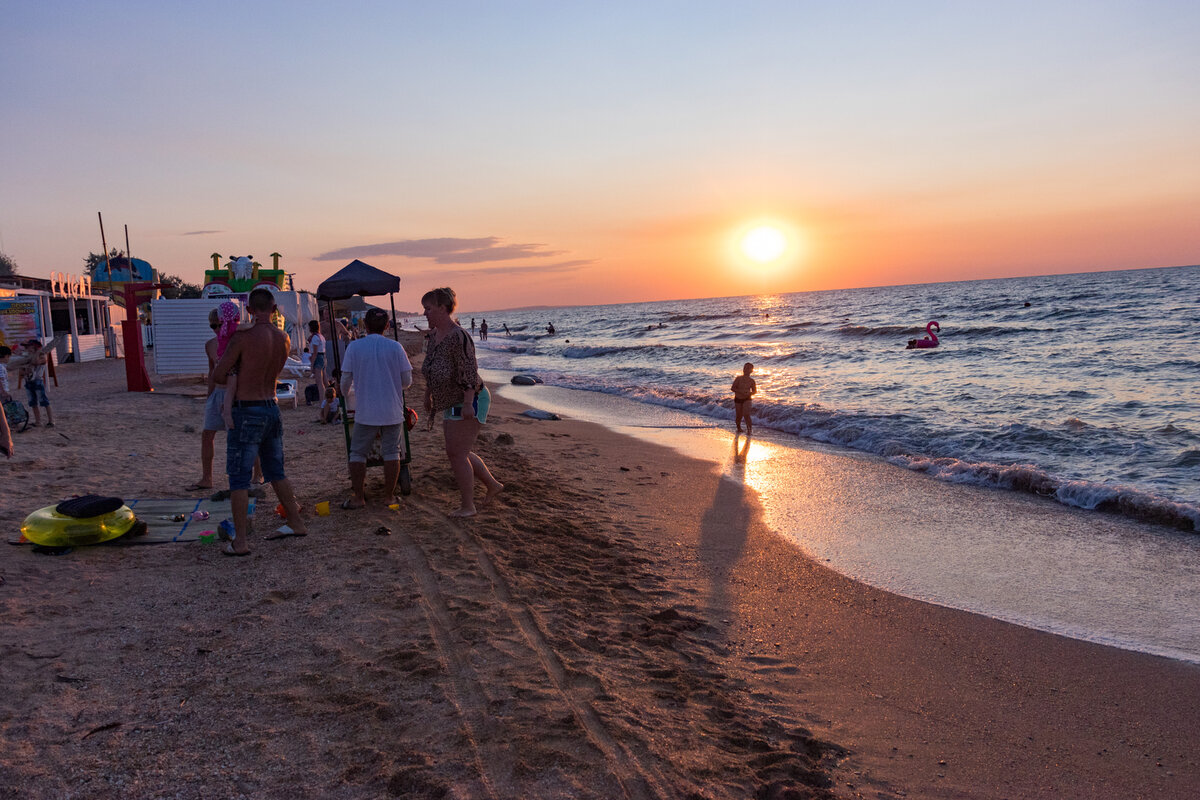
421, 287, 503, 517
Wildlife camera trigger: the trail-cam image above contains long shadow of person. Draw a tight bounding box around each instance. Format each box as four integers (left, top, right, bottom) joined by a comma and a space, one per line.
698, 433, 754, 618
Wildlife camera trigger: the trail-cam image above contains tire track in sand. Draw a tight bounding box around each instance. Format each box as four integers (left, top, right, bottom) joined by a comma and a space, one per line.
408, 498, 670, 800
391, 524, 513, 800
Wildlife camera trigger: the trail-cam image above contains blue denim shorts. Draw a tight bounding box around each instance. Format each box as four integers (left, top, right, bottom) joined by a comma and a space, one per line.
25, 378, 49, 408
226, 404, 286, 491
312, 352, 326, 371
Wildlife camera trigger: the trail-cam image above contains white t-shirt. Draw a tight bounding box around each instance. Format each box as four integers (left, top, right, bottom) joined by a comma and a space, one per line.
308, 332, 326, 355
0, 363, 8, 394
340, 334, 413, 426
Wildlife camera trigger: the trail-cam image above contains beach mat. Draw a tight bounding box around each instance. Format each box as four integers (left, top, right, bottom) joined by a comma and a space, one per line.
8, 497, 253, 545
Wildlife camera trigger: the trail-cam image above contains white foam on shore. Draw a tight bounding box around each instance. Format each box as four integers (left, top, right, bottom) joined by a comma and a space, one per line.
489, 369, 1200, 665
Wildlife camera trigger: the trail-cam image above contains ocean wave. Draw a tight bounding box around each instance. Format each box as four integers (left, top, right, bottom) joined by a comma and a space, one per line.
837, 324, 912, 337
889, 455, 1200, 531
666, 311, 742, 322
562, 344, 667, 359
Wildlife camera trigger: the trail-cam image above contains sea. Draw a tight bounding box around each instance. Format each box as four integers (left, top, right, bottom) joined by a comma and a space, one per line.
458, 265, 1200, 662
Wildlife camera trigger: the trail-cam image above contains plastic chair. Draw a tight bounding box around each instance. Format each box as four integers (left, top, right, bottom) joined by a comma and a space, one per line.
275, 379, 299, 409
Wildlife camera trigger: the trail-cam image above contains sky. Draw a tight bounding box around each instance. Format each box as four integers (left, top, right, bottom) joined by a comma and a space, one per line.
3, 1, 1199, 312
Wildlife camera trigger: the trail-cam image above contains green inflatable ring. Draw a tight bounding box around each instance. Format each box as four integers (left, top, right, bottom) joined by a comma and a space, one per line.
21, 505, 137, 547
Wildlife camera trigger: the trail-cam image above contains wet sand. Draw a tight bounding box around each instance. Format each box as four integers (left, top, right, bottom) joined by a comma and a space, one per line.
1, 343, 1198, 799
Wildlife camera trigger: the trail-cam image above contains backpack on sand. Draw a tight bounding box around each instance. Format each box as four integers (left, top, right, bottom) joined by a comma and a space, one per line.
4, 400, 29, 433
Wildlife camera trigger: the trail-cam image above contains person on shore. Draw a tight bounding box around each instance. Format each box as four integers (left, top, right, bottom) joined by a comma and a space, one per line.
19, 339, 53, 428
479, 319, 488, 341
213, 288, 307, 556
731, 362, 757, 434
0, 346, 11, 458
0, 345, 12, 404
307, 320, 326, 406
421, 287, 503, 517
503, 323, 510, 336
0, 396, 10, 458
339, 308, 413, 509
189, 308, 229, 491
319, 383, 341, 425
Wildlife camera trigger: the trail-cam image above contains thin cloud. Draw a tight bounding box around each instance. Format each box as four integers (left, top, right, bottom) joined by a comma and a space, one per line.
182, 230, 222, 236
403, 259, 596, 280
315, 237, 564, 264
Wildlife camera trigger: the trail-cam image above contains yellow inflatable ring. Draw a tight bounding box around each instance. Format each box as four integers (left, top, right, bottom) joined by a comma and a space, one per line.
21, 505, 137, 547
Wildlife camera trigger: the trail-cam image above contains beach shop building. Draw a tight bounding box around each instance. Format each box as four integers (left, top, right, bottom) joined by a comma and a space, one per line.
0, 273, 116, 362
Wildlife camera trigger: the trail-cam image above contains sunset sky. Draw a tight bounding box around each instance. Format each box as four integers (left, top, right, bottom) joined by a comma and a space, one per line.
3, 1, 1198, 312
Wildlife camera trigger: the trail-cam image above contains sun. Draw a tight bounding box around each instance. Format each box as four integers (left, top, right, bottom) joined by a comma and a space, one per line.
739, 225, 788, 264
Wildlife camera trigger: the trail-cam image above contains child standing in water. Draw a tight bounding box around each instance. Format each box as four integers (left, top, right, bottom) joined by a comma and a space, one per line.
731, 362, 757, 434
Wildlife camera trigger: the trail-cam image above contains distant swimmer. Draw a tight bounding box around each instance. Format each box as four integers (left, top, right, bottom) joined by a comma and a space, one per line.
731, 362, 757, 434
547, 323, 556, 335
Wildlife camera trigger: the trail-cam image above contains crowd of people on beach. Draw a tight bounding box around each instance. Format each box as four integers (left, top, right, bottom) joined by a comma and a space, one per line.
191, 286, 503, 556
4, 286, 757, 549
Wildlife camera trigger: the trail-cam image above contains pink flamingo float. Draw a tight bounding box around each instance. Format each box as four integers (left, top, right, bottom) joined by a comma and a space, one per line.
906, 320, 940, 349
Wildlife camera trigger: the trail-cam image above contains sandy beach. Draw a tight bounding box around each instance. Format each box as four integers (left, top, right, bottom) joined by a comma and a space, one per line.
2, 338, 1199, 800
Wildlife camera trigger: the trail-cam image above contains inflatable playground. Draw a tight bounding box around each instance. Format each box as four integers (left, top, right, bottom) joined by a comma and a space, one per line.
200, 253, 290, 298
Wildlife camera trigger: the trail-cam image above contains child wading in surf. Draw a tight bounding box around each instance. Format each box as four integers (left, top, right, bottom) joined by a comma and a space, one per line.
731, 362, 757, 434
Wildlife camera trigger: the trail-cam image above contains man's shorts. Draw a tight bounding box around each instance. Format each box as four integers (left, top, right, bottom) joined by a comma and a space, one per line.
348, 422, 403, 464
226, 402, 285, 491
25, 378, 49, 408
443, 385, 490, 424
203, 387, 226, 432
312, 352, 326, 371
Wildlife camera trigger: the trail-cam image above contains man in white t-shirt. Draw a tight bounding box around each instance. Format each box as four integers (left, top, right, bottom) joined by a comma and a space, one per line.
339, 308, 413, 508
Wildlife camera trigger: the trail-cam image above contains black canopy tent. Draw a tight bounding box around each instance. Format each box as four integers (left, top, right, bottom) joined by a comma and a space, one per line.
315, 259, 412, 495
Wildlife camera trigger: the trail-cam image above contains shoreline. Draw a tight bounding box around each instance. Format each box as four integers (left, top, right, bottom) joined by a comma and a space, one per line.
488, 371, 1200, 666
1, 353, 1198, 797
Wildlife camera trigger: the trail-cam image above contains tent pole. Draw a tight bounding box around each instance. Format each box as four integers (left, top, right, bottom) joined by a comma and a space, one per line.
389, 294, 399, 342
97, 212, 111, 288
329, 299, 352, 454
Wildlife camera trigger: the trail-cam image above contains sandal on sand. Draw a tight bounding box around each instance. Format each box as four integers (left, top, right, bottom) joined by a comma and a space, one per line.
340, 499, 366, 510
221, 543, 251, 557
185, 483, 212, 492
265, 526, 307, 540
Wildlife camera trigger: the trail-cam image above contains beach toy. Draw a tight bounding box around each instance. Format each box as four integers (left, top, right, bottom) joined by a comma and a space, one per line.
276, 502, 304, 517
198, 532, 216, 543
388, 503, 400, 511
906, 321, 940, 349
191, 510, 210, 522
315, 501, 330, 516
21, 505, 138, 547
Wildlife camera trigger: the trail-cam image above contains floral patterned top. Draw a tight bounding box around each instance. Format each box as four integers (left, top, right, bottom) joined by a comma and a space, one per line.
421, 325, 482, 412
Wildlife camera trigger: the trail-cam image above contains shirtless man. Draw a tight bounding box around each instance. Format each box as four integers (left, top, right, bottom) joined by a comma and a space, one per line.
213, 289, 308, 555
191, 308, 261, 491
